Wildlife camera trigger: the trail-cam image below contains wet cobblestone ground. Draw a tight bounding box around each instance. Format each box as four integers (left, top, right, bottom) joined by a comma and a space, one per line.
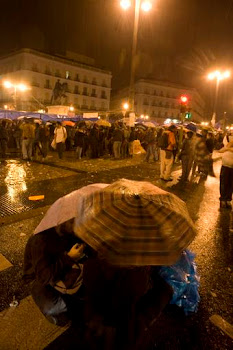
0, 153, 232, 349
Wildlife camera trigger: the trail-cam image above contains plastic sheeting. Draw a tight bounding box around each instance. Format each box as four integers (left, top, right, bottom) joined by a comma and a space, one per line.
158, 250, 200, 315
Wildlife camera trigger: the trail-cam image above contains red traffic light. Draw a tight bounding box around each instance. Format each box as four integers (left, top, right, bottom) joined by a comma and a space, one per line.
180, 95, 188, 104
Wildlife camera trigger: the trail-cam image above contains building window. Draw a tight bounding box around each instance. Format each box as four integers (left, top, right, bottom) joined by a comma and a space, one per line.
83, 87, 88, 96
160, 91, 164, 97
91, 100, 96, 108
101, 90, 106, 99
167, 92, 170, 98
91, 88, 97, 97
44, 79, 51, 89
66, 71, 70, 79
154, 90, 157, 95
83, 76, 88, 83
75, 74, 79, 81
143, 98, 149, 105
144, 89, 149, 94
158, 111, 161, 117
92, 78, 97, 85
55, 69, 61, 78
165, 112, 168, 117
83, 98, 87, 106
159, 101, 163, 107
74, 85, 79, 94
102, 79, 107, 87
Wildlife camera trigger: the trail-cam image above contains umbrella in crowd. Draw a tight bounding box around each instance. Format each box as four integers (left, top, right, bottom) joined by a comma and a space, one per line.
143, 121, 156, 128
95, 119, 111, 127
74, 179, 196, 266
62, 120, 75, 127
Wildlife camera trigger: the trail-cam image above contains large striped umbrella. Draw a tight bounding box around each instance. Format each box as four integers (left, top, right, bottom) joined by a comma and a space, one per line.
74, 179, 196, 266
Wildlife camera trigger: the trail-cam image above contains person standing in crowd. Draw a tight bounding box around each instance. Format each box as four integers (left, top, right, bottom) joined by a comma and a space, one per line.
206, 132, 215, 176
179, 131, 194, 182
112, 126, 123, 159
218, 141, 233, 209
20, 119, 35, 161
192, 130, 210, 180
39, 124, 50, 160
159, 125, 177, 181
0, 120, 8, 159
128, 127, 136, 158
74, 127, 85, 160
54, 122, 67, 159
144, 128, 157, 163
13, 122, 22, 150
89, 124, 99, 159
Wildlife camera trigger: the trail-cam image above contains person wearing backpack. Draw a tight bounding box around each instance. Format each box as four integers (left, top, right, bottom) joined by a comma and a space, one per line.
159, 125, 177, 181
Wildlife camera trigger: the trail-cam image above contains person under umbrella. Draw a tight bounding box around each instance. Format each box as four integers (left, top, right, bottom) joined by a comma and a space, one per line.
73, 179, 197, 349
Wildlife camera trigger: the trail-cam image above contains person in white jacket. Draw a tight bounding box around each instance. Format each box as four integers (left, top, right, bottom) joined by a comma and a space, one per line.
219, 141, 233, 209
54, 122, 67, 159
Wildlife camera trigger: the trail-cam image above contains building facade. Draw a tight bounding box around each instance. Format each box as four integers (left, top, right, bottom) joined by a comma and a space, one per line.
0, 49, 112, 113
111, 79, 205, 123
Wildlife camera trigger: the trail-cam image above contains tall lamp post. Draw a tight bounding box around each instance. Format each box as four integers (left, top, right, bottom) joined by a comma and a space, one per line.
207, 70, 230, 127
120, 0, 153, 112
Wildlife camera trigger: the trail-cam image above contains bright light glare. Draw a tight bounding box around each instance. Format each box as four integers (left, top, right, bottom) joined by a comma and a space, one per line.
4, 105, 8, 109
141, 0, 152, 12
145, 115, 149, 119
180, 95, 188, 103
17, 84, 28, 92
223, 70, 231, 78
208, 73, 215, 80
4, 81, 13, 89
120, 0, 131, 10
140, 114, 144, 119
69, 106, 74, 112
208, 70, 231, 81
123, 102, 129, 110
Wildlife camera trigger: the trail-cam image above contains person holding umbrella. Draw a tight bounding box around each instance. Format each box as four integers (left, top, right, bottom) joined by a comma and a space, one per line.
24, 180, 198, 349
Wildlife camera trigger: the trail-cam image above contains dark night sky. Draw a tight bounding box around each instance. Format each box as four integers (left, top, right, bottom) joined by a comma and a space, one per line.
1, 0, 233, 121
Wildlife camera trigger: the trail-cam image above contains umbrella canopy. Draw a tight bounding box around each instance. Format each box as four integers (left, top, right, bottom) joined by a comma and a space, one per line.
34, 183, 108, 234
143, 122, 156, 128
95, 119, 111, 127
74, 179, 196, 266
62, 120, 75, 127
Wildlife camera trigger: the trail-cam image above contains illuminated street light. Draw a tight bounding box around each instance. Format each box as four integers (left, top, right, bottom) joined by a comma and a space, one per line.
120, 0, 131, 10
141, 0, 152, 12
145, 115, 149, 119
120, 0, 153, 111
4, 105, 8, 109
123, 102, 129, 110
4, 81, 13, 89
207, 70, 231, 126
69, 106, 74, 112
140, 114, 144, 119
3, 81, 30, 109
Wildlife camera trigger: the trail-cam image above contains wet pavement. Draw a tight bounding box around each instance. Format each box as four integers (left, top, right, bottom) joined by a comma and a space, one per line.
0, 154, 233, 349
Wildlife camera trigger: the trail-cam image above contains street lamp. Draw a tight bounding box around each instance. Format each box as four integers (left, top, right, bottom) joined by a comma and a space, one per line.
120, 0, 153, 112
3, 81, 30, 109
207, 70, 231, 126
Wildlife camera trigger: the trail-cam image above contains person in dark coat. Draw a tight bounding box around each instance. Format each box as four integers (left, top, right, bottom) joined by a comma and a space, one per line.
0, 120, 8, 158
23, 220, 85, 326
83, 256, 172, 350
75, 128, 85, 159
112, 127, 123, 159
89, 125, 99, 158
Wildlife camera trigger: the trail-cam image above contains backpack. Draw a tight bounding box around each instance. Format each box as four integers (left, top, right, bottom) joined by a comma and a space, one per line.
158, 132, 169, 150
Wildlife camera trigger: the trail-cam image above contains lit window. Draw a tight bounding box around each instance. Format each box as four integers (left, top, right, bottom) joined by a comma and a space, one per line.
66, 71, 70, 79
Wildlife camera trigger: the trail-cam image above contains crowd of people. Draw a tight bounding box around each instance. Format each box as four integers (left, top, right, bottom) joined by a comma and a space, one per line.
0, 117, 233, 208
